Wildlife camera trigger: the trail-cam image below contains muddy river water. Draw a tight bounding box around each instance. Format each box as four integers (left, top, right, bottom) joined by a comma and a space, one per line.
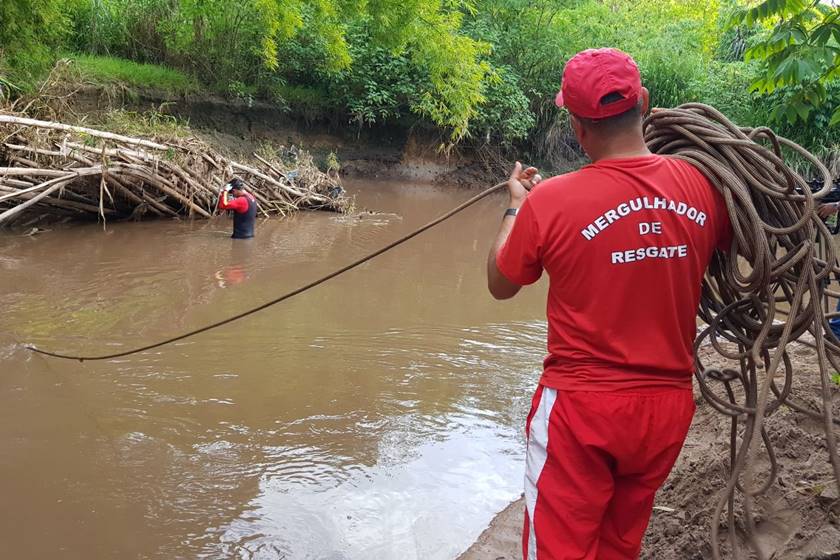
0, 179, 549, 559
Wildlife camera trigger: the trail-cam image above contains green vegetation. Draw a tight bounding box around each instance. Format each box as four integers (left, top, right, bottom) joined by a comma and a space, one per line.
1, 0, 837, 164
729, 0, 840, 127
0, 0, 72, 88
95, 108, 192, 138
72, 54, 198, 93
65, 0, 492, 140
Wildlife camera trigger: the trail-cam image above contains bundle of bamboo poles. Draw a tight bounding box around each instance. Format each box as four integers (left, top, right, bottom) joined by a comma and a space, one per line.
0, 114, 348, 229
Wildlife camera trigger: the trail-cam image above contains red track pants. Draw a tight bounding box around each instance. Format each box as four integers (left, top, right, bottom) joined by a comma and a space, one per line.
522, 385, 694, 560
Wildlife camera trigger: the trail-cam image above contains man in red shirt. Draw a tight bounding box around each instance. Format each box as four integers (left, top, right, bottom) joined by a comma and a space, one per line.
486, 48, 731, 560
218, 178, 258, 239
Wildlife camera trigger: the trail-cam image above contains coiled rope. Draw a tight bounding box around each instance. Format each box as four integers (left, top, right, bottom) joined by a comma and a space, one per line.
28, 103, 838, 558
645, 103, 838, 559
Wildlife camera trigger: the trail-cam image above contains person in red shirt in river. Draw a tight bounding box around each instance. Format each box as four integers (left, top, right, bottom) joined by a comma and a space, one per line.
486, 48, 732, 560
218, 177, 258, 239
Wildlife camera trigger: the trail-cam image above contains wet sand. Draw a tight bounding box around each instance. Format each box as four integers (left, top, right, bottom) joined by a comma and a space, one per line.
457, 497, 523, 560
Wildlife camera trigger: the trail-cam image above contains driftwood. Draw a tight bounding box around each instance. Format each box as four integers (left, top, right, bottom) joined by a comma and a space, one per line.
0, 114, 348, 228
0, 115, 171, 150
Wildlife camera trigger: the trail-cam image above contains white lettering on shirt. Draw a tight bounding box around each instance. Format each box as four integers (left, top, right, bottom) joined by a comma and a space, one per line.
610, 245, 689, 265
580, 196, 708, 240
581, 223, 600, 241
594, 215, 608, 230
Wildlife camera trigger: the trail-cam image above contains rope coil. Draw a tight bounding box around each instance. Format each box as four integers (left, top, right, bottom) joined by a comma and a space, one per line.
646, 103, 838, 559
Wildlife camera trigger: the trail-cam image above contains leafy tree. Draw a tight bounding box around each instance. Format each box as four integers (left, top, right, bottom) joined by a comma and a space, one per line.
0, 0, 74, 87
328, 39, 419, 127
347, 0, 492, 139
68, 0, 490, 139
728, 0, 840, 126
463, 0, 728, 162
469, 66, 535, 145
7, 0, 833, 155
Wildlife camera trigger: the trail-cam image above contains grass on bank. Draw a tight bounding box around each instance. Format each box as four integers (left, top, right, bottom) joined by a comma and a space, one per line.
70, 53, 198, 94
95, 108, 193, 139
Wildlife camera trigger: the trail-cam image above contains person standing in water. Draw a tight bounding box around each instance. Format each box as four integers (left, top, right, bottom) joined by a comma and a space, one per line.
217, 178, 257, 239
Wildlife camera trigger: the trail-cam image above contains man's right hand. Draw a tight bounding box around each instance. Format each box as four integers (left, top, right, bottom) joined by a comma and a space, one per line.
818, 203, 839, 219
507, 161, 542, 207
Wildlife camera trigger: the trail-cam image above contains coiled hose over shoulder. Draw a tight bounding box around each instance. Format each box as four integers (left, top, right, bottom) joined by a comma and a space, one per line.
645, 103, 838, 560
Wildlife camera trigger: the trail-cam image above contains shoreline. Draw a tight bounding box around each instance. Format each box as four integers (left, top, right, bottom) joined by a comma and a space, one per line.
456, 497, 524, 560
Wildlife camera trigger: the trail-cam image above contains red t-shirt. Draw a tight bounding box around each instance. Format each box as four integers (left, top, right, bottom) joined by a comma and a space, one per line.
218, 191, 254, 213
497, 154, 731, 392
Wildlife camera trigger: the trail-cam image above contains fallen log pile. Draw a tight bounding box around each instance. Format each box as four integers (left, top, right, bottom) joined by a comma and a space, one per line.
0, 114, 349, 229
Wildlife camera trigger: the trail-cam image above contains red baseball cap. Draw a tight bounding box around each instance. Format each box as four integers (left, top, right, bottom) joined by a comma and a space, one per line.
554, 48, 642, 120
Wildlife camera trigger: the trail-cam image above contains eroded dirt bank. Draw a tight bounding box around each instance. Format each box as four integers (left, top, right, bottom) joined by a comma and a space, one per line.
69, 86, 509, 186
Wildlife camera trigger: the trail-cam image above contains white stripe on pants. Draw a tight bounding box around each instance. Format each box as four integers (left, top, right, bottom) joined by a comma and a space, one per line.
524, 387, 557, 560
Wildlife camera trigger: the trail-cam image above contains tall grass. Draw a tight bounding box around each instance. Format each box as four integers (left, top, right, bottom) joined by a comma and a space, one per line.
71, 54, 198, 94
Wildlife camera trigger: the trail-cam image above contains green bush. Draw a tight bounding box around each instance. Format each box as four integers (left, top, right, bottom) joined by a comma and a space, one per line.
328, 40, 419, 128
632, 21, 707, 109
470, 67, 535, 146
68, 0, 269, 85
762, 84, 840, 156
64, 0, 491, 139
0, 0, 73, 89
692, 61, 766, 127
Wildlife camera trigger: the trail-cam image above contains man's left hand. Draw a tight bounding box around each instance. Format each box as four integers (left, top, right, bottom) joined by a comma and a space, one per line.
507, 162, 542, 207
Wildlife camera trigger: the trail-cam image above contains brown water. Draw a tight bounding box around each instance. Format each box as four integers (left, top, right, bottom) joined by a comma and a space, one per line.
0, 179, 548, 560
